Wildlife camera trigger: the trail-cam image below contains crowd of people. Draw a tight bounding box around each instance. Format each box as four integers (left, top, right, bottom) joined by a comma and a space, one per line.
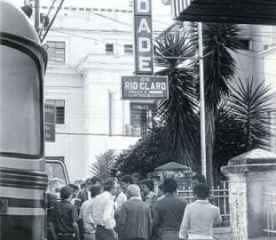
46, 175, 222, 240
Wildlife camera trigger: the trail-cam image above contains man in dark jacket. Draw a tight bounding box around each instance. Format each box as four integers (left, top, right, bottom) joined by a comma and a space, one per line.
117, 184, 152, 240
152, 178, 186, 240
53, 185, 80, 240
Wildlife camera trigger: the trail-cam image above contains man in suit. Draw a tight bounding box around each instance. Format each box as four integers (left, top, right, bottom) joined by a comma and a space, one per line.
152, 178, 186, 240
117, 184, 152, 240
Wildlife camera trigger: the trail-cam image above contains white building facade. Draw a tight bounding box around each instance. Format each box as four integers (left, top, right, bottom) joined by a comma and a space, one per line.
41, 1, 172, 181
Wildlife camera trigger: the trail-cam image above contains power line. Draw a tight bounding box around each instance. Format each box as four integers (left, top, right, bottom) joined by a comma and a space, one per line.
56, 131, 136, 137
41, 0, 66, 41
91, 12, 132, 27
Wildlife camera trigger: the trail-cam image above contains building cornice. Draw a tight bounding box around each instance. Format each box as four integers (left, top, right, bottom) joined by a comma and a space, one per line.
46, 63, 82, 76
76, 53, 134, 73
41, 5, 132, 14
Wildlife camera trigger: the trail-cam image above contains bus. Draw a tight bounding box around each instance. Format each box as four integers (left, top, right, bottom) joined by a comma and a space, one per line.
0, 1, 48, 239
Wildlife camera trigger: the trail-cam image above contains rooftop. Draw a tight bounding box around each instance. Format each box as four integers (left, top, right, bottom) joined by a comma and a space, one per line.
155, 161, 191, 171
175, 0, 276, 25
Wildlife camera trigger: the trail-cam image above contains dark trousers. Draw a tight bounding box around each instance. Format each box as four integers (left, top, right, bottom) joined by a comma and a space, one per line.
57, 233, 76, 240
58, 236, 76, 240
122, 238, 146, 240
95, 225, 116, 240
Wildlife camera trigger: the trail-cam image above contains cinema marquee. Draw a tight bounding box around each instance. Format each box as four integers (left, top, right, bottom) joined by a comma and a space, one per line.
134, 0, 153, 74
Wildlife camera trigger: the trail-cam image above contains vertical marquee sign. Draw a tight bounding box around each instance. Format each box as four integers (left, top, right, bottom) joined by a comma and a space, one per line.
121, 0, 169, 100
134, 0, 153, 74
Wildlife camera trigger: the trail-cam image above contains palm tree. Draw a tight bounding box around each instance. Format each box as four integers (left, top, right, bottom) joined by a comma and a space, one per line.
154, 31, 200, 168
90, 150, 116, 180
228, 78, 273, 150
213, 78, 273, 182
196, 23, 244, 185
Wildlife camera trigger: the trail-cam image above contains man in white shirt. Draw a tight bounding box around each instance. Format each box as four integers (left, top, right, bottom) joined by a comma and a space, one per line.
79, 185, 102, 240
179, 183, 222, 240
91, 178, 118, 240
115, 175, 133, 211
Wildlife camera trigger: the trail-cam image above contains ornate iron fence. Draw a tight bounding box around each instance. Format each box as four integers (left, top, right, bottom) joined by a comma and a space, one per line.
177, 181, 230, 227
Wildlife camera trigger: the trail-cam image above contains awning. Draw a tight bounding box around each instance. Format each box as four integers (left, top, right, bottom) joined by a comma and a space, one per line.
172, 0, 276, 25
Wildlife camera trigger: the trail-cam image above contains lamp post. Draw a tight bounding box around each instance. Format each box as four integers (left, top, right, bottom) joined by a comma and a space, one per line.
198, 22, 207, 179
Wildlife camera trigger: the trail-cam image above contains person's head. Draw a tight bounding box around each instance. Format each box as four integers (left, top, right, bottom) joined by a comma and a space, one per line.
80, 182, 86, 190
193, 183, 210, 200
90, 176, 102, 186
126, 184, 141, 199
162, 178, 178, 194
68, 184, 79, 197
60, 185, 74, 201
103, 178, 117, 195
140, 179, 154, 195
120, 175, 133, 192
89, 184, 102, 198
132, 172, 142, 184
158, 183, 164, 197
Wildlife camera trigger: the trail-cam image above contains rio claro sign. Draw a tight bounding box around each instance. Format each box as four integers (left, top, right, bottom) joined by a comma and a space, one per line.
121, 75, 169, 99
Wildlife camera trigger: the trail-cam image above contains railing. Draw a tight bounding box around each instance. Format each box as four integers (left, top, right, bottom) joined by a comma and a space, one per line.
177, 182, 230, 227
264, 192, 276, 239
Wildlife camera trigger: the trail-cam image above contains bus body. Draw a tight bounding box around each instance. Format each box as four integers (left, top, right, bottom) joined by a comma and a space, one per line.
0, 1, 48, 239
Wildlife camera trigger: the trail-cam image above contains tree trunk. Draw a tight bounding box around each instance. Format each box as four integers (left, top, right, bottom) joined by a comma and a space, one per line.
205, 106, 215, 187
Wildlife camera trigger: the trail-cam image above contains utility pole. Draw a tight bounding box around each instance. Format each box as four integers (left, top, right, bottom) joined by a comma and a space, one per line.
198, 22, 207, 180
34, 0, 40, 33
41, 0, 66, 42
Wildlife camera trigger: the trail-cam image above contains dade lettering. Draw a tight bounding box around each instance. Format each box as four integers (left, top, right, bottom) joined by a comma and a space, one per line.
136, 0, 150, 14
134, 0, 153, 74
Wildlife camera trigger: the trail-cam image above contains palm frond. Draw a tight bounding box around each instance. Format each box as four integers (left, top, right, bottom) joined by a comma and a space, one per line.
154, 31, 196, 68
154, 31, 199, 168
90, 150, 116, 180
191, 23, 244, 109
228, 78, 273, 150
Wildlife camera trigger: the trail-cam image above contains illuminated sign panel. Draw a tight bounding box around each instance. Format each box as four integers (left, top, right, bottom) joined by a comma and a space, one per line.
134, 0, 153, 74
121, 75, 169, 99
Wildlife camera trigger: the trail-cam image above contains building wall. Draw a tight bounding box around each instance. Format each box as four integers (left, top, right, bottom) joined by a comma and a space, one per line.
43, 4, 172, 181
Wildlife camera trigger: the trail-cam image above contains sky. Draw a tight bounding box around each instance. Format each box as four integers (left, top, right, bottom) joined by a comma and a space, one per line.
8, 0, 171, 15
7, 0, 174, 31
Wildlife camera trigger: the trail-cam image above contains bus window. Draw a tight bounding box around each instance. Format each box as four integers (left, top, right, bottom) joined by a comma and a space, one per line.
45, 160, 69, 185
0, 45, 42, 157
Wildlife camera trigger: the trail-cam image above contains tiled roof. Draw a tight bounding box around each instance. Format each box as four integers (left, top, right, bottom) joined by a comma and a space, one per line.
155, 161, 191, 171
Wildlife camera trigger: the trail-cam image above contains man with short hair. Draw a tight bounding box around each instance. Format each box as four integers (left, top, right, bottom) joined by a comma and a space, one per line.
68, 184, 82, 214
179, 183, 222, 240
53, 185, 80, 240
79, 185, 102, 240
152, 178, 186, 240
140, 179, 156, 205
115, 175, 133, 211
117, 184, 152, 240
91, 178, 118, 240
